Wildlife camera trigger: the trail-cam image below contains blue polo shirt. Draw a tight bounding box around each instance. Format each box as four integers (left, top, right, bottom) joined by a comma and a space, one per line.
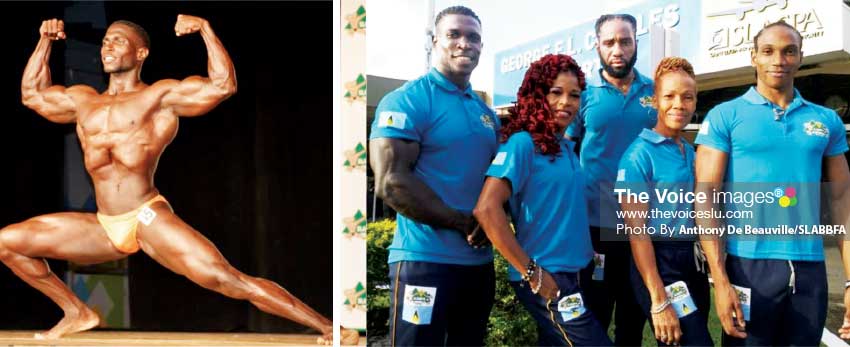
695, 87, 848, 261
370, 68, 500, 265
566, 69, 656, 228
616, 129, 696, 239
485, 131, 594, 281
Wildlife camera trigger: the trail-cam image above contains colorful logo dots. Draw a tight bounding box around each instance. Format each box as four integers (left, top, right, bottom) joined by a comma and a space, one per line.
785, 187, 796, 198
776, 186, 798, 208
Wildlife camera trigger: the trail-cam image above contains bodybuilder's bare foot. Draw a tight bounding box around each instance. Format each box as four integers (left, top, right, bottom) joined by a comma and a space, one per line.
34, 306, 100, 340
316, 326, 359, 345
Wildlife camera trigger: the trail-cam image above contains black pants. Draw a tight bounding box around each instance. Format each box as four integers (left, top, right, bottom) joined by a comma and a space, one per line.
388, 261, 495, 346
722, 255, 826, 347
512, 271, 612, 346
580, 226, 646, 346
630, 242, 712, 346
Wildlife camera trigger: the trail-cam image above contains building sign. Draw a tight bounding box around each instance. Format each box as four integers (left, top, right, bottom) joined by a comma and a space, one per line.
698, 0, 845, 74
493, 0, 700, 107
494, 0, 850, 107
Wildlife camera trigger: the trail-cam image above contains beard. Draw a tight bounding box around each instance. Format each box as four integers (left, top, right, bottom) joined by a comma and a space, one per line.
600, 50, 637, 79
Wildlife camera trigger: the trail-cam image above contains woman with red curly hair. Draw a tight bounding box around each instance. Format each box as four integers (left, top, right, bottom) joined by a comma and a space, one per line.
474, 54, 611, 346
617, 57, 712, 346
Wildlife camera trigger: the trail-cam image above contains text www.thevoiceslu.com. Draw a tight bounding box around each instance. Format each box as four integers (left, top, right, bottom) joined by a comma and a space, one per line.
615, 208, 753, 220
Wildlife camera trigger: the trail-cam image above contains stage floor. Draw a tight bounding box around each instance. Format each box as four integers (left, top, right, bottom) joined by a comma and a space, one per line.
0, 331, 364, 346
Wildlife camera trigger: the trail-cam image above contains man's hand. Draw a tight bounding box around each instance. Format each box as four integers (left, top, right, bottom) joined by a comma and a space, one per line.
714, 282, 747, 339
40, 19, 66, 40
465, 219, 490, 248
456, 214, 490, 248
174, 14, 207, 37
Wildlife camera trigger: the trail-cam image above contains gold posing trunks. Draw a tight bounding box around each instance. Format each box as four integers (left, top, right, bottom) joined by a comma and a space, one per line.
97, 195, 170, 254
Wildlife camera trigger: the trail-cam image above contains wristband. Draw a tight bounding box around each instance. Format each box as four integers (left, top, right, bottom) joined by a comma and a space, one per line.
521, 259, 538, 284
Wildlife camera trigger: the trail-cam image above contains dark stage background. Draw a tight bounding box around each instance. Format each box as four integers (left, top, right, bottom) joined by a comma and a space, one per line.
0, 1, 331, 334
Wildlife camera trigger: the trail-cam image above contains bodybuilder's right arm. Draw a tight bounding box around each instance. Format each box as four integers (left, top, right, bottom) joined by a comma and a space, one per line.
370, 137, 473, 234
21, 19, 84, 124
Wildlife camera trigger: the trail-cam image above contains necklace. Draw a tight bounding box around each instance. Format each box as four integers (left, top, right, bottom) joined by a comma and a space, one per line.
615, 76, 633, 93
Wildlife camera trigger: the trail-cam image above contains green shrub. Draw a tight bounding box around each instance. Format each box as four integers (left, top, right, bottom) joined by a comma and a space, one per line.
485, 252, 537, 346
367, 219, 395, 337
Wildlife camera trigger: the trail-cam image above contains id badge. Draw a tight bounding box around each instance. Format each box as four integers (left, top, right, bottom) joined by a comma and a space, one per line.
592, 254, 605, 281
665, 281, 697, 318
137, 206, 157, 226
731, 284, 751, 321
557, 293, 586, 322
401, 285, 436, 325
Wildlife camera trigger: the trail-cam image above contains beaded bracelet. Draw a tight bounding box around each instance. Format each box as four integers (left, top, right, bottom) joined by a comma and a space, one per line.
531, 266, 544, 294
521, 260, 537, 281
650, 298, 671, 314
520, 259, 538, 287
525, 259, 537, 279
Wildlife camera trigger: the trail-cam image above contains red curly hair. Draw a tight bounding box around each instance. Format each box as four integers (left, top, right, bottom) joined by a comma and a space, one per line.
500, 54, 586, 159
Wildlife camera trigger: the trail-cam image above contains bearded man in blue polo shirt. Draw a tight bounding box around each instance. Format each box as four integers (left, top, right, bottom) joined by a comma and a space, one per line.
369, 6, 499, 346
568, 14, 654, 345
695, 21, 850, 346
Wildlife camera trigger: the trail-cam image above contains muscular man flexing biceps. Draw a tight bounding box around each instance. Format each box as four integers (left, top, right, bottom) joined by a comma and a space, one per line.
0, 16, 357, 345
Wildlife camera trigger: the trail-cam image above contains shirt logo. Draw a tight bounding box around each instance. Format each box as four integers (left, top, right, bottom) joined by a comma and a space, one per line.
480, 114, 495, 130
803, 120, 829, 138
378, 111, 406, 129
616, 169, 625, 182
699, 121, 710, 135
639, 95, 655, 109
492, 152, 507, 165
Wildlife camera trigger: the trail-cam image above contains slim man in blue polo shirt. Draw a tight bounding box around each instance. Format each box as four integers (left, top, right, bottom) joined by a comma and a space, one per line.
695, 21, 850, 346
567, 14, 653, 345
369, 6, 499, 346
618, 57, 712, 346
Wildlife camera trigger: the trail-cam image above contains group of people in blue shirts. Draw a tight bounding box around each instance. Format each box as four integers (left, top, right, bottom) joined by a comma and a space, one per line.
369, 5, 850, 347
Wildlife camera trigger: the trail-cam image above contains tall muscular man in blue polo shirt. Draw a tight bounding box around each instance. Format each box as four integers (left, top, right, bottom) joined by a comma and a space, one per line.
696, 21, 850, 346
369, 6, 499, 346
567, 14, 653, 345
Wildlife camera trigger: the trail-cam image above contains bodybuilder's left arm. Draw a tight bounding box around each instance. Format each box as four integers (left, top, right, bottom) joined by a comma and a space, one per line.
161, 14, 237, 117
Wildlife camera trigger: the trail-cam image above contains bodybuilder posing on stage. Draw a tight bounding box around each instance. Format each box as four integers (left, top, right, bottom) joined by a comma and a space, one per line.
0, 15, 356, 345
